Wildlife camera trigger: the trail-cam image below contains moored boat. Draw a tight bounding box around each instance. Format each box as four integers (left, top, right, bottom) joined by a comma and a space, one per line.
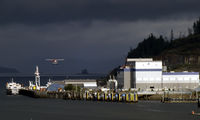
6, 79, 22, 95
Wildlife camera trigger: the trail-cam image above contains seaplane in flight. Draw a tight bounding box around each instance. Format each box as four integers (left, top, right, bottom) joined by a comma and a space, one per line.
45, 58, 64, 65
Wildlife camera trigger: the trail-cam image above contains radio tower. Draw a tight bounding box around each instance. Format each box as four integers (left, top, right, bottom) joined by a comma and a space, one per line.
35, 66, 40, 90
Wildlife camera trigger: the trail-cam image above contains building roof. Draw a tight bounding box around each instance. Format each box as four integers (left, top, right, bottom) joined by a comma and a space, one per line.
47, 83, 64, 91
52, 79, 97, 85
126, 58, 153, 62
163, 72, 199, 75
64, 79, 97, 82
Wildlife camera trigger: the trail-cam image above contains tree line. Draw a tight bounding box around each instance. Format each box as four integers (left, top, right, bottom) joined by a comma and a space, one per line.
127, 18, 200, 58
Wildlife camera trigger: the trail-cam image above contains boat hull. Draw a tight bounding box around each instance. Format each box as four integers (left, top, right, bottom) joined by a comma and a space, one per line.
6, 89, 12, 95
6, 89, 19, 95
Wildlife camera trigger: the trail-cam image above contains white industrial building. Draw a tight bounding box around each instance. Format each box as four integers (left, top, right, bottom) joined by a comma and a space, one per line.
116, 58, 199, 90
162, 72, 199, 89
54, 79, 97, 88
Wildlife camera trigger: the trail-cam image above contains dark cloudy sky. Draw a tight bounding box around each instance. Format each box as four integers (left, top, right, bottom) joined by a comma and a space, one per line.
0, 0, 200, 74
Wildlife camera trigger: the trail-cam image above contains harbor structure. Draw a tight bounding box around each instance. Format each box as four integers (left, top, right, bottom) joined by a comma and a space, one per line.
162, 71, 199, 90
52, 79, 97, 89
116, 58, 199, 90
27, 66, 99, 91
107, 76, 118, 90
29, 66, 48, 90
64, 79, 97, 88
19, 89, 138, 103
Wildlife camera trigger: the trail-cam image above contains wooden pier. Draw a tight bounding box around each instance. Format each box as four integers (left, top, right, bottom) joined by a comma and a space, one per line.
19, 89, 138, 103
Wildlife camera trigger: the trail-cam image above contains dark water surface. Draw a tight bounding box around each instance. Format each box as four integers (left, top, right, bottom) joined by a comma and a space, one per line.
0, 77, 200, 120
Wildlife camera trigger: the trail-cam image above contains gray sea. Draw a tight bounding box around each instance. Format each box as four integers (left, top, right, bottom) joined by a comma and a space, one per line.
0, 76, 200, 120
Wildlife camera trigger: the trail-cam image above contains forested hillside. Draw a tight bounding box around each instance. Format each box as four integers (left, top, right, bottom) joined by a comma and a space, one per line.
127, 18, 200, 72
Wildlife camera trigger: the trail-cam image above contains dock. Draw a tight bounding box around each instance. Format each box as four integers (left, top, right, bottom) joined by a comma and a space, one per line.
19, 89, 138, 103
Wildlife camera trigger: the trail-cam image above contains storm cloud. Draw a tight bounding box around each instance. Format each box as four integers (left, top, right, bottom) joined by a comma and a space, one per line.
0, 0, 199, 73
1, 0, 200, 24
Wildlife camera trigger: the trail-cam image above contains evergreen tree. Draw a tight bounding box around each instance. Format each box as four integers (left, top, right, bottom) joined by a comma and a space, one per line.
127, 33, 170, 58
188, 28, 193, 36
193, 18, 200, 35
170, 29, 174, 42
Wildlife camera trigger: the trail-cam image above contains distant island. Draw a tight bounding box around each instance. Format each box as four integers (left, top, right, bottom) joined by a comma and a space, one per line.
0, 66, 19, 73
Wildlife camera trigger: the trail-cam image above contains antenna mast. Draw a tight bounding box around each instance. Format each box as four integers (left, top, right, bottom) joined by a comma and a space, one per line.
35, 66, 40, 90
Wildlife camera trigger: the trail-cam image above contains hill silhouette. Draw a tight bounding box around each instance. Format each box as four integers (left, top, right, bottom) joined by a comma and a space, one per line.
127, 18, 200, 72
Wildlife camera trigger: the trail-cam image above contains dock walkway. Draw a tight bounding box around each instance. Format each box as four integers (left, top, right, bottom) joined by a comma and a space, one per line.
19, 89, 138, 103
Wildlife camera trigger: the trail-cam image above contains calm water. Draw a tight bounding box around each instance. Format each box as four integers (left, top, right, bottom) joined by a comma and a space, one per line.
0, 77, 200, 120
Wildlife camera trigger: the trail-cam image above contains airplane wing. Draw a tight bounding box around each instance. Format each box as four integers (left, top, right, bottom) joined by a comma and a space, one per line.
45, 59, 64, 61
45, 59, 54, 61
57, 59, 64, 61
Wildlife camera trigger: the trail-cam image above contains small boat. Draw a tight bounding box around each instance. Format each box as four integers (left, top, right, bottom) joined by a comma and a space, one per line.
6, 79, 22, 95
192, 110, 200, 116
